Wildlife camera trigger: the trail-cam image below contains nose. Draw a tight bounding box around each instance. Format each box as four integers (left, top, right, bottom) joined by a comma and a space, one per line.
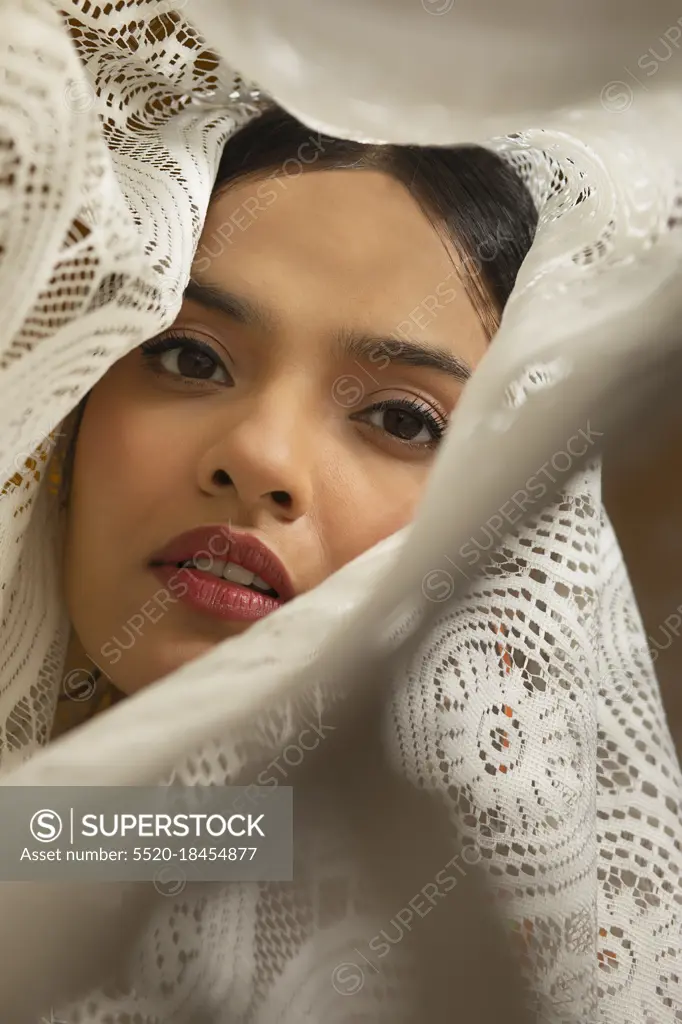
195, 386, 316, 521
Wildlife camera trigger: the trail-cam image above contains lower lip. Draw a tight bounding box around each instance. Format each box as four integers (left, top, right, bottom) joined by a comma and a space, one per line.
151, 564, 283, 623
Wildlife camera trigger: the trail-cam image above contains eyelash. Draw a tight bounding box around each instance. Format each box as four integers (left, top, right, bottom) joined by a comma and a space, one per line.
356, 397, 447, 449
140, 332, 231, 383
140, 333, 447, 448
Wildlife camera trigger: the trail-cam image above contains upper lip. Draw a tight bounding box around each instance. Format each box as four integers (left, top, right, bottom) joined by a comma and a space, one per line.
149, 525, 296, 602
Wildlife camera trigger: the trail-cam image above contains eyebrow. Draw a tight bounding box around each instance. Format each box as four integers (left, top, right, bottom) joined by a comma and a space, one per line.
185, 278, 472, 384
185, 278, 275, 329
335, 331, 472, 384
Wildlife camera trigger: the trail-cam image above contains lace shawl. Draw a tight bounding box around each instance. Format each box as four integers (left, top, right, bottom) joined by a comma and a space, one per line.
0, 1, 681, 1021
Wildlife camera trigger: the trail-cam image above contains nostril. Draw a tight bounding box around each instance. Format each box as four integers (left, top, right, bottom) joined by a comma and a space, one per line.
212, 469, 232, 487
271, 490, 292, 507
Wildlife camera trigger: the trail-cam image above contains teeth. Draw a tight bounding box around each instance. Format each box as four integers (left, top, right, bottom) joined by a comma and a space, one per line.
183, 557, 278, 596
223, 562, 256, 586
188, 556, 226, 578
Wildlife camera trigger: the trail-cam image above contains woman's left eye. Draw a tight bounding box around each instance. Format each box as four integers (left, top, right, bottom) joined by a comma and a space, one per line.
354, 398, 447, 448
140, 335, 231, 384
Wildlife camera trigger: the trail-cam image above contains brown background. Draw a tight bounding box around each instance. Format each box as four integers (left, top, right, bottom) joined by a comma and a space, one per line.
605, 399, 682, 755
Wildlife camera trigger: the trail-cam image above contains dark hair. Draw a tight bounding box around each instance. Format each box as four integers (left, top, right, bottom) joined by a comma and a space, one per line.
213, 106, 538, 336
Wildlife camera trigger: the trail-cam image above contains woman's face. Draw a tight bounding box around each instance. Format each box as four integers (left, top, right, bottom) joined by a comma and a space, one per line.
63, 168, 489, 693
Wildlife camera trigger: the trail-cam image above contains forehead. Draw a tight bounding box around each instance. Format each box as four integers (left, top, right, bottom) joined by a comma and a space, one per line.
197, 168, 486, 358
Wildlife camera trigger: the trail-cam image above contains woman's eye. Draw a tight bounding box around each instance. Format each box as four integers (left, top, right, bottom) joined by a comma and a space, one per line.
159, 345, 228, 382
141, 336, 231, 384
356, 399, 446, 448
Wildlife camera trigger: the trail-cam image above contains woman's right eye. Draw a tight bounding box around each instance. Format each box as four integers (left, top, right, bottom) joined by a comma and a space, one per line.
140, 334, 232, 384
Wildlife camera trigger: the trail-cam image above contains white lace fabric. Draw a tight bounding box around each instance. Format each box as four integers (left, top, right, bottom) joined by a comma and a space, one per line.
0, 1, 681, 1022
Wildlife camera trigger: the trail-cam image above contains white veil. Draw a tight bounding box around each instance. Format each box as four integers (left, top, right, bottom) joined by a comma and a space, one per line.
0, 1, 681, 1021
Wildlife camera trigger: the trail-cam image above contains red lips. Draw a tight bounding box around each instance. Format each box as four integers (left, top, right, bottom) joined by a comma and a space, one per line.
150, 525, 295, 602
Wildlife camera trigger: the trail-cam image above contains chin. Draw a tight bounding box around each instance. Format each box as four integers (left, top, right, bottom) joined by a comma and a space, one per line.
104, 635, 223, 695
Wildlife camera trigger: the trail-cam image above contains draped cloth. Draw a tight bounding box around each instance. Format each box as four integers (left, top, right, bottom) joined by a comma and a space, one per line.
0, 1, 681, 1021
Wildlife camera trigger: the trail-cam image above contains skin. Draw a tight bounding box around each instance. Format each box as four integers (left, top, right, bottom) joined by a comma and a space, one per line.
62, 168, 489, 696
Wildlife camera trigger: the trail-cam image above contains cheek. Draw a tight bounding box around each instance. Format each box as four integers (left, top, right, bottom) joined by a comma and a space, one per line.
66, 368, 196, 563
318, 459, 427, 573
72, 395, 168, 541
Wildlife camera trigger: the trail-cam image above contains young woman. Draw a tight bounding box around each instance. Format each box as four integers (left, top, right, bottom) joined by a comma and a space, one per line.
51, 105, 537, 733
4, 12, 681, 1022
